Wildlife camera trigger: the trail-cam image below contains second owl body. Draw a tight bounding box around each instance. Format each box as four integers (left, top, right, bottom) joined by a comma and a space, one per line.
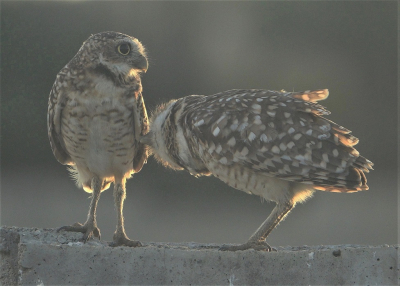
149, 95, 314, 204
142, 89, 373, 250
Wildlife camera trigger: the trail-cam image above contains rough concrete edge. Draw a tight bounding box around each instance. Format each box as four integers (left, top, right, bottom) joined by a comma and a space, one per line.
0, 227, 20, 285
395, 246, 400, 285
1, 226, 399, 285
3, 226, 396, 252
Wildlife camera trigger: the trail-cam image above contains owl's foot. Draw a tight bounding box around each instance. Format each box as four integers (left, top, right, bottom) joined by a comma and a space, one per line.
57, 222, 101, 242
219, 240, 276, 252
109, 231, 142, 247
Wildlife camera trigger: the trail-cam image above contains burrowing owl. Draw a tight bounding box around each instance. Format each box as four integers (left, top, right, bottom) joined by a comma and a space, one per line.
141, 89, 373, 251
47, 31, 149, 247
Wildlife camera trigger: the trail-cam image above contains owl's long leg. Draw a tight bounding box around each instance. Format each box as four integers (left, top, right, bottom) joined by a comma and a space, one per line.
109, 180, 142, 247
58, 176, 102, 241
220, 201, 294, 251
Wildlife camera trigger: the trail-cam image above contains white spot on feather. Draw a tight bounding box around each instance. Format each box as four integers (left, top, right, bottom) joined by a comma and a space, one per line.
213, 127, 220, 136
227, 137, 236, 146
194, 119, 204, 127
248, 132, 256, 141
253, 115, 262, 125
260, 134, 270, 143
238, 123, 248, 132
271, 146, 280, 154
230, 123, 238, 131
293, 133, 302, 140
318, 134, 329, 140
216, 115, 226, 124
287, 141, 295, 149
319, 124, 330, 132
336, 167, 344, 172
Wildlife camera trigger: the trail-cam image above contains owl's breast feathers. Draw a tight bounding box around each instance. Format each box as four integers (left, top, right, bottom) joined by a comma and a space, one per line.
48, 61, 148, 176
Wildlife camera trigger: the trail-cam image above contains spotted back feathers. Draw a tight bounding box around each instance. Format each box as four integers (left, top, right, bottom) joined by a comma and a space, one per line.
145, 89, 373, 193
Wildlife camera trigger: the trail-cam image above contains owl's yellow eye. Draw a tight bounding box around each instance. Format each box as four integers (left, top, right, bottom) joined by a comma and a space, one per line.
117, 43, 131, 55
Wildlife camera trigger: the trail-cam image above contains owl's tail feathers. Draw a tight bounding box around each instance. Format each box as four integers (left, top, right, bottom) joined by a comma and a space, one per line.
67, 165, 112, 193
67, 165, 83, 189
290, 89, 329, 102
314, 171, 369, 196
314, 158, 373, 193
354, 155, 374, 173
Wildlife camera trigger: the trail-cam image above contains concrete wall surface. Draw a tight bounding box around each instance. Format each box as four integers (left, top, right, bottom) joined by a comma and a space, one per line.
1, 226, 398, 285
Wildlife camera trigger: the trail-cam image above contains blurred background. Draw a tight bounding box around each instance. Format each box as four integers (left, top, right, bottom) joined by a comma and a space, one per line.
1, 1, 397, 247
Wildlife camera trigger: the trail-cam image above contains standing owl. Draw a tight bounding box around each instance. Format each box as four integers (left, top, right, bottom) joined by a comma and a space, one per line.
47, 31, 149, 247
141, 89, 373, 251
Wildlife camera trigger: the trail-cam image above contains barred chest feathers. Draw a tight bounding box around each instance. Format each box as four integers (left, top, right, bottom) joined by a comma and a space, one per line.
61, 74, 140, 189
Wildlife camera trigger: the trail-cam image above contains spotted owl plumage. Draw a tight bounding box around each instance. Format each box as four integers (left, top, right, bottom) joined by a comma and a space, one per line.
48, 31, 149, 247
142, 89, 373, 251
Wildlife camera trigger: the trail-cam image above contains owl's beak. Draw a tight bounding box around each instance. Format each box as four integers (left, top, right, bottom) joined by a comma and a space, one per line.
134, 55, 148, 73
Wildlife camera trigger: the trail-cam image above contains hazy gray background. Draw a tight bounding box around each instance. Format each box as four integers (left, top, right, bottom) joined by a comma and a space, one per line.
1, 1, 397, 247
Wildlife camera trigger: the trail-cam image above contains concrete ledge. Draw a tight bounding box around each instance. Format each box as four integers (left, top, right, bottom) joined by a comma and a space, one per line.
1, 227, 398, 285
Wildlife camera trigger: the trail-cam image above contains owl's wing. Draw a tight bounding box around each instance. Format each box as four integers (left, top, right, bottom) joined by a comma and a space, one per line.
132, 92, 149, 173
185, 89, 373, 192
47, 71, 73, 165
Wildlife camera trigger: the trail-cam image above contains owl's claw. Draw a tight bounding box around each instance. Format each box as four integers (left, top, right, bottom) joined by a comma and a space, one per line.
57, 221, 101, 242
110, 231, 142, 247
219, 240, 276, 252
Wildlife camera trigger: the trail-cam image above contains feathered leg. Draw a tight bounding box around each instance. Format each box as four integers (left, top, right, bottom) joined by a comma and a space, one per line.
110, 180, 142, 247
58, 176, 102, 241
220, 201, 294, 251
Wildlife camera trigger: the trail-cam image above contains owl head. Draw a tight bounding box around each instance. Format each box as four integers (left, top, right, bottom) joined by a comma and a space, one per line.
70, 31, 148, 84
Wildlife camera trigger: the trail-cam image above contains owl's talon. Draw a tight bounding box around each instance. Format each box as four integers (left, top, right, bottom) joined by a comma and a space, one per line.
92, 227, 101, 241
110, 232, 142, 247
72, 222, 84, 228
57, 222, 101, 242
